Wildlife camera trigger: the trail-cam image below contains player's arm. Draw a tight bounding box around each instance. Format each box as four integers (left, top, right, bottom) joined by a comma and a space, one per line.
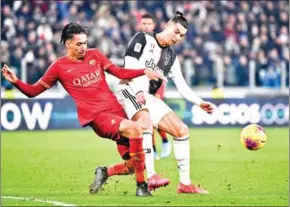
169, 59, 214, 114
97, 49, 166, 81
106, 64, 143, 79
1, 63, 58, 98
123, 33, 150, 95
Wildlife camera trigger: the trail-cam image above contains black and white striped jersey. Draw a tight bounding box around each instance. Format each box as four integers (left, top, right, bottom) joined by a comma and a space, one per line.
123, 32, 180, 94
121, 32, 203, 105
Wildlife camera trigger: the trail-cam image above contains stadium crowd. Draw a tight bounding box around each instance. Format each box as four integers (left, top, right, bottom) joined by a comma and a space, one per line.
1, 0, 289, 89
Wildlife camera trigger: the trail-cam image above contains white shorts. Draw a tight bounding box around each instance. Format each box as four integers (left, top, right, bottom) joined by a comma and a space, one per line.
116, 84, 172, 127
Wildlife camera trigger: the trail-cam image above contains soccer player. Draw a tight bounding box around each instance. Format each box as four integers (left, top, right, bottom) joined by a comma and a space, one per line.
1, 23, 166, 197
140, 13, 172, 160
140, 13, 156, 33
116, 12, 214, 194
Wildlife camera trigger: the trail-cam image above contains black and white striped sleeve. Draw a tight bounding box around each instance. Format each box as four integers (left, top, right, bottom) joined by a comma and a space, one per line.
125, 32, 146, 60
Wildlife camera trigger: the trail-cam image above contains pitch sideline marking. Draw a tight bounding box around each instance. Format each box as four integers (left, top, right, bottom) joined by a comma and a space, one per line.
2, 196, 77, 206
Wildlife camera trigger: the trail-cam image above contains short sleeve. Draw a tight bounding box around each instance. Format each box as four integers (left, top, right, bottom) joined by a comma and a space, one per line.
125, 32, 146, 60
39, 62, 59, 88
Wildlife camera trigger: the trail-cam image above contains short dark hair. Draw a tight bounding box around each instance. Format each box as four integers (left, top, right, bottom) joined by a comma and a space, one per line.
60, 23, 86, 45
141, 13, 155, 22
169, 11, 188, 29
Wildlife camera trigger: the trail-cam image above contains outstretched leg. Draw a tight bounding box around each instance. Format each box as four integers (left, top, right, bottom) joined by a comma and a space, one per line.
132, 109, 170, 191
89, 113, 151, 196
158, 111, 208, 194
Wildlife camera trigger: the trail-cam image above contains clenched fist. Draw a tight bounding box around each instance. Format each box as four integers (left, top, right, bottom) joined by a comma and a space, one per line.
200, 101, 215, 114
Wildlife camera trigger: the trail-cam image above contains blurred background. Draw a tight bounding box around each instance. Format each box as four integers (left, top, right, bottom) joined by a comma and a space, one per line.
1, 1, 289, 90
1, 2, 288, 206
1, 0, 289, 130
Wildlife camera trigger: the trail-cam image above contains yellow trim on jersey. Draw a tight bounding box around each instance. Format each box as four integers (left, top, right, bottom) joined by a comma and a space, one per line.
38, 80, 50, 89
103, 63, 113, 70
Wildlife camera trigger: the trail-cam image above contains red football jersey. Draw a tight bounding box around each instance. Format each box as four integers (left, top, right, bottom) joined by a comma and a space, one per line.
39, 49, 124, 126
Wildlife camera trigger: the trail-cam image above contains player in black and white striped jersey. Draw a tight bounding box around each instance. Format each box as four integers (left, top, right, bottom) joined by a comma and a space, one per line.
139, 13, 172, 160
116, 12, 214, 193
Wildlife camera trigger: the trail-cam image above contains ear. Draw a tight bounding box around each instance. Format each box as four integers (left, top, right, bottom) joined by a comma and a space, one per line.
165, 22, 169, 29
165, 21, 172, 29
65, 40, 70, 48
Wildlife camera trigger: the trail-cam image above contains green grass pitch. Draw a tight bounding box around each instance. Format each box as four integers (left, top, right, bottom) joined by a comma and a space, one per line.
1, 127, 289, 206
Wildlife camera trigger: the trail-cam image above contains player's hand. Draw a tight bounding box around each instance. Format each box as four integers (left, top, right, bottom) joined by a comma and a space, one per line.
144, 69, 167, 82
1, 64, 17, 83
136, 91, 146, 105
200, 101, 214, 114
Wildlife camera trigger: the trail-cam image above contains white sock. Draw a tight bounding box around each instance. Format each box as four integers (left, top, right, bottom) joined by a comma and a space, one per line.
143, 131, 156, 178
173, 136, 191, 185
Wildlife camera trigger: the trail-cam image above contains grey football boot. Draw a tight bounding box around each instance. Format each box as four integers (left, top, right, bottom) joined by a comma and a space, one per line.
89, 166, 108, 194
136, 182, 152, 196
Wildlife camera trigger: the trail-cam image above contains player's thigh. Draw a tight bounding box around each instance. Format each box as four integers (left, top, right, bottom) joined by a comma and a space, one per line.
116, 85, 148, 120
89, 110, 126, 141
157, 111, 189, 138
89, 110, 141, 161
146, 95, 172, 128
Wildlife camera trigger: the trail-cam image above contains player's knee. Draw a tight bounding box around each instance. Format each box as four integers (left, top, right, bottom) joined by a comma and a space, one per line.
119, 120, 143, 138
137, 119, 153, 132
132, 110, 153, 131
128, 122, 143, 137
175, 123, 189, 138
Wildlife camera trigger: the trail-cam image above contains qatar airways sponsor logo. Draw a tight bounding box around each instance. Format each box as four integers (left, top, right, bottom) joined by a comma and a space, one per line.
72, 70, 103, 87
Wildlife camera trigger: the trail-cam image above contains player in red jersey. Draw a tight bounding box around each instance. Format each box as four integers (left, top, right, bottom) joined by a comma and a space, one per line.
1, 23, 166, 197
140, 13, 172, 160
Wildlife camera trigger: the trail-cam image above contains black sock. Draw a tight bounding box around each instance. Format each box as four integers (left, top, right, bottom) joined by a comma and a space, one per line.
162, 139, 168, 144
153, 145, 157, 152
137, 181, 146, 187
